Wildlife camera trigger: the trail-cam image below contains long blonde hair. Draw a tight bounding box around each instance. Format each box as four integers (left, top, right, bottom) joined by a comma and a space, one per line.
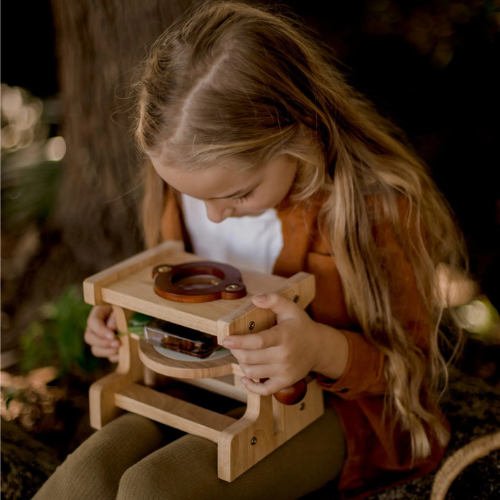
134, 1, 466, 458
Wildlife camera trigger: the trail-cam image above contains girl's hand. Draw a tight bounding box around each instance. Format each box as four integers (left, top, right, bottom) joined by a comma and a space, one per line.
84, 305, 120, 363
222, 293, 325, 396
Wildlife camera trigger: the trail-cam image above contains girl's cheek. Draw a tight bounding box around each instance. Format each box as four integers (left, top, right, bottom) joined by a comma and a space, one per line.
244, 198, 270, 212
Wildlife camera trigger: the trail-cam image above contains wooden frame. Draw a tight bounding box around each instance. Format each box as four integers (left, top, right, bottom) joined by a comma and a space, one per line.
84, 241, 325, 481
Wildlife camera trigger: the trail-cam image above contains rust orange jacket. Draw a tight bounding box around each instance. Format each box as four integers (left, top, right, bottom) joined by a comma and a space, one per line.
160, 187, 447, 499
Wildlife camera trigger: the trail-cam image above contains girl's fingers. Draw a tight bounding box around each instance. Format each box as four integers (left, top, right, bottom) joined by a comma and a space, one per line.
85, 306, 119, 362
238, 363, 279, 380
222, 327, 279, 350
84, 328, 119, 349
106, 311, 117, 331
231, 347, 277, 366
88, 304, 112, 322
87, 306, 116, 340
251, 293, 300, 322
90, 345, 119, 359
240, 377, 281, 396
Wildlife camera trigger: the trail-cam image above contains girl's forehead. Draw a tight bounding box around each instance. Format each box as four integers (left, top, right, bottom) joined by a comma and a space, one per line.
150, 153, 296, 201
150, 157, 259, 198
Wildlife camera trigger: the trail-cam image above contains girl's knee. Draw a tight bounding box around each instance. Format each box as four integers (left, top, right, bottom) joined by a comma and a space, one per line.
117, 436, 218, 500
118, 460, 174, 500
117, 462, 145, 500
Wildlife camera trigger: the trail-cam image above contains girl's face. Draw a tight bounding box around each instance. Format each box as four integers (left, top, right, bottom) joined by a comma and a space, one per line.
151, 155, 297, 223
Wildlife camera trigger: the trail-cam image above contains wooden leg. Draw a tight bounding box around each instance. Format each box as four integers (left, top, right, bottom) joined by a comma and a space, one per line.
143, 366, 158, 387
89, 307, 142, 429
217, 377, 325, 482
218, 392, 275, 481
113, 307, 142, 378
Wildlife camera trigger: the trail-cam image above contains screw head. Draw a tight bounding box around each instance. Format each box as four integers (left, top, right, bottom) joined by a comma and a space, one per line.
251, 437, 257, 445
157, 265, 172, 273
248, 321, 255, 330
225, 284, 239, 291
293, 295, 299, 303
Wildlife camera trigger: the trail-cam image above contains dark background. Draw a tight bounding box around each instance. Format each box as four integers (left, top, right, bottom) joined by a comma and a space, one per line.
3, 0, 498, 273
2, 0, 499, 351
1, 3, 499, 498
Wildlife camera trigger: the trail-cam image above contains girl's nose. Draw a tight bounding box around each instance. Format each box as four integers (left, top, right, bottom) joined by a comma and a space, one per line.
204, 201, 234, 223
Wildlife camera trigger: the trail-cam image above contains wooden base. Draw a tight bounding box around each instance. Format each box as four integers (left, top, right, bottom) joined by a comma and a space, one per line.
86, 242, 325, 481
90, 339, 324, 481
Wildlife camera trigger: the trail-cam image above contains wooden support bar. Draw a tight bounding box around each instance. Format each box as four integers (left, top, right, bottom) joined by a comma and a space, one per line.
83, 240, 185, 305
114, 384, 236, 443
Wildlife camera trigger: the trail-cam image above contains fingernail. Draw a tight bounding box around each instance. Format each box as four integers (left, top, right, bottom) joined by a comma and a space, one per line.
252, 294, 266, 302
240, 377, 248, 385
222, 339, 233, 348
111, 340, 119, 347
106, 333, 114, 340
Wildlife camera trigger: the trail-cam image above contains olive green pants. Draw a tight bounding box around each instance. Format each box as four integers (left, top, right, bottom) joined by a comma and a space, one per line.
32, 406, 345, 500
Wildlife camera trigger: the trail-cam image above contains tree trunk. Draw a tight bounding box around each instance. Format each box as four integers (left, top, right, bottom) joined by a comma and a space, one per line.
50, 0, 198, 273
1, 0, 201, 354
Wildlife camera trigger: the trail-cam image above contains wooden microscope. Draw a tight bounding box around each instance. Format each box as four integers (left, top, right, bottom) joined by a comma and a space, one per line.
83, 240, 324, 481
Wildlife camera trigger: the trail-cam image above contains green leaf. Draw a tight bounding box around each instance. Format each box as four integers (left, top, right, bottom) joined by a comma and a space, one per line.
5, 395, 14, 410
19, 285, 94, 376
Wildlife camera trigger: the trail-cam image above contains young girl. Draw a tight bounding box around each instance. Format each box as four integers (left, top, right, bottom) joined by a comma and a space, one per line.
34, 2, 467, 499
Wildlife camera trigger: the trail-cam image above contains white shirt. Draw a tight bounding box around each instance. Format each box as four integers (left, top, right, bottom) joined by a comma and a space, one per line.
181, 193, 283, 274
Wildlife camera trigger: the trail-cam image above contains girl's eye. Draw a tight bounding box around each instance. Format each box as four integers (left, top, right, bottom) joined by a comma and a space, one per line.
232, 190, 254, 204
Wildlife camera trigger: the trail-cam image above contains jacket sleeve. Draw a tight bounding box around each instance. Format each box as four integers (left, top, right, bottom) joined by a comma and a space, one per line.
307, 206, 432, 400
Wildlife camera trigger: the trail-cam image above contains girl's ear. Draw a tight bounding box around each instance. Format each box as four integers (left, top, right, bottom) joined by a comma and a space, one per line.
295, 124, 316, 146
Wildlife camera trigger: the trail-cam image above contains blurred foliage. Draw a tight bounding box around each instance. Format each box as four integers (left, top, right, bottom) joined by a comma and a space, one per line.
456, 295, 500, 343
19, 286, 95, 376
1, 159, 61, 233
1, 83, 63, 235
0, 367, 66, 432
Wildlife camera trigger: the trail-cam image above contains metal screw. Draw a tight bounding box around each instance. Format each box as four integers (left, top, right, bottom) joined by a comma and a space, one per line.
157, 265, 172, 273
225, 284, 239, 291
299, 403, 306, 411
293, 295, 299, 303
251, 437, 257, 445
248, 321, 255, 330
